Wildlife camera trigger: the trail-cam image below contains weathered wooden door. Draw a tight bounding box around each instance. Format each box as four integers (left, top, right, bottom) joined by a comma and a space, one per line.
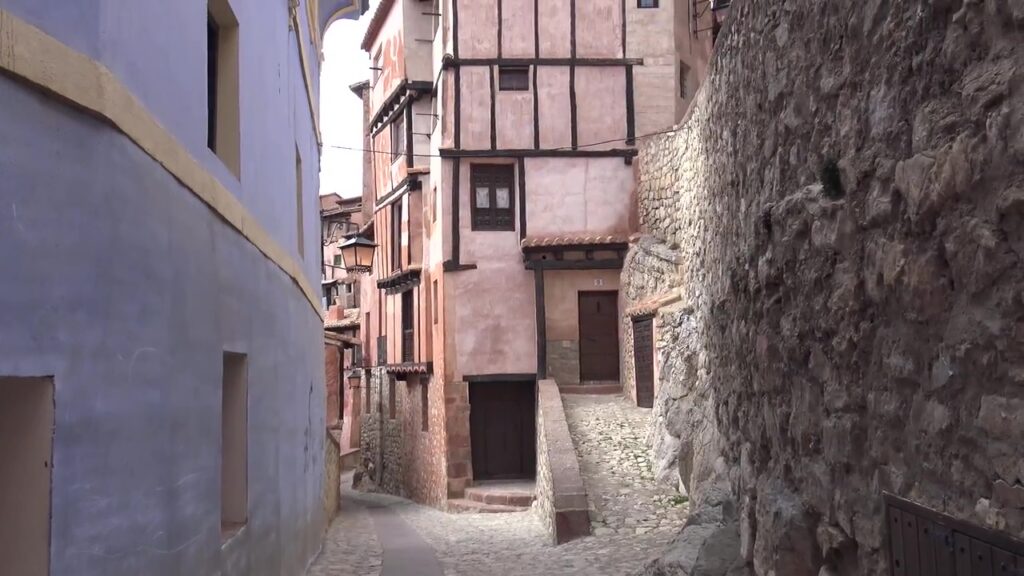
578, 292, 620, 381
632, 316, 655, 408
886, 494, 1024, 576
469, 382, 536, 480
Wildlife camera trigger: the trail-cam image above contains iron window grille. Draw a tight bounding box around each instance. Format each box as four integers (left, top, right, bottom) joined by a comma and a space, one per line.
470, 164, 516, 231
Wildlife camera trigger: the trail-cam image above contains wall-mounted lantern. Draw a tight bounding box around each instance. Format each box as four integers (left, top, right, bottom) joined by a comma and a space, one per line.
338, 234, 377, 274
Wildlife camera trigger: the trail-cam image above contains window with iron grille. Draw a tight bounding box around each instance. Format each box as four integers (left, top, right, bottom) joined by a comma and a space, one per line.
638, 0, 658, 7
498, 66, 530, 91
470, 165, 515, 231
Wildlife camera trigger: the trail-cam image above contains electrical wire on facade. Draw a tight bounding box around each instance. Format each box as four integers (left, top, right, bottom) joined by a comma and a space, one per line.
322, 125, 682, 157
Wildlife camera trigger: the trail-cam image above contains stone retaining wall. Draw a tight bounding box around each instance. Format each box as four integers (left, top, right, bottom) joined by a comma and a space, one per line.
628, 0, 1024, 573
535, 379, 591, 545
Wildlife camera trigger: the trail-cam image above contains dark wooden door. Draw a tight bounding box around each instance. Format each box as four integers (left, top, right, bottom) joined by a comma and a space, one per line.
469, 382, 536, 480
578, 292, 620, 381
633, 317, 655, 408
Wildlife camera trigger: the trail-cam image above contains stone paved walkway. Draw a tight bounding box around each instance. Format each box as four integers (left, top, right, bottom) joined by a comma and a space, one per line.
562, 394, 689, 537
307, 394, 687, 576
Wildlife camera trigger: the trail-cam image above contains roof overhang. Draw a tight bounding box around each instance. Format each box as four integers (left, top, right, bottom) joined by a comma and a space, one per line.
320, 0, 369, 37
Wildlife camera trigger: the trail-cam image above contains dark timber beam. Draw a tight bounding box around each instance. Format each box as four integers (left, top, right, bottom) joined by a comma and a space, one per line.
465, 373, 538, 383
439, 148, 638, 159
446, 57, 643, 67
525, 259, 625, 271
534, 267, 547, 380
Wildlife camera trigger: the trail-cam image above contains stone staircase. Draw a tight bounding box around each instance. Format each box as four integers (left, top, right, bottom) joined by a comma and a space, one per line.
448, 480, 536, 514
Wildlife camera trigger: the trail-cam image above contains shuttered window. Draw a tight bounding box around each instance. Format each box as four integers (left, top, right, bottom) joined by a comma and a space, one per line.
470, 165, 515, 232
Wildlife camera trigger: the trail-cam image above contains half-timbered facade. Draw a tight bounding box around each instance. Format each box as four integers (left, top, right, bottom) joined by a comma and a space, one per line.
355, 0, 720, 507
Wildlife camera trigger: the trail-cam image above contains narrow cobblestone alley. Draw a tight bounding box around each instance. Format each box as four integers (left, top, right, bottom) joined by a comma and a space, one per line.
308, 394, 686, 575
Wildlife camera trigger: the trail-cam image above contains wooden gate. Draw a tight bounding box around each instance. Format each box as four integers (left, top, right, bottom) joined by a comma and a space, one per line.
469, 381, 537, 480
632, 316, 655, 408
578, 291, 620, 381
886, 494, 1024, 576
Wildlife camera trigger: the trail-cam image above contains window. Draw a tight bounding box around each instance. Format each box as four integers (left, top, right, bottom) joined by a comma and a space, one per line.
432, 279, 439, 325
0, 377, 54, 576
391, 200, 403, 272
471, 165, 516, 231
637, 0, 658, 7
388, 377, 397, 419
679, 61, 692, 100
391, 114, 406, 161
498, 66, 530, 91
402, 291, 414, 363
208, 0, 240, 177
221, 352, 248, 542
295, 145, 304, 259
420, 378, 429, 432
333, 254, 342, 267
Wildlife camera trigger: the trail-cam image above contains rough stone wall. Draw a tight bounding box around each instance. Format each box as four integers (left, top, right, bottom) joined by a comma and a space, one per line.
359, 368, 406, 497
402, 375, 449, 507
535, 379, 591, 545
357, 370, 450, 507
620, 238, 684, 405
629, 1, 1024, 574
547, 340, 582, 386
444, 379, 473, 499
325, 341, 342, 427
324, 430, 341, 521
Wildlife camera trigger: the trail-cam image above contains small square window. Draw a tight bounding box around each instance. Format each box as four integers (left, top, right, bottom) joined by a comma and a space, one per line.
638, 0, 658, 7
333, 254, 342, 267
498, 66, 530, 91
470, 165, 516, 232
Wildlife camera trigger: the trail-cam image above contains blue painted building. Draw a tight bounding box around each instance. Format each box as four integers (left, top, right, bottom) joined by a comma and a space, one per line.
0, 1, 365, 574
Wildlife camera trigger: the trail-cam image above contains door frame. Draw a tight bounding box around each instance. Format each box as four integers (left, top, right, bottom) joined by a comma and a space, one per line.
577, 290, 621, 382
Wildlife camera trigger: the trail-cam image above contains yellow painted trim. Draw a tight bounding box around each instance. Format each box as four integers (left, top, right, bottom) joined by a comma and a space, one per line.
291, 9, 323, 148
0, 9, 324, 319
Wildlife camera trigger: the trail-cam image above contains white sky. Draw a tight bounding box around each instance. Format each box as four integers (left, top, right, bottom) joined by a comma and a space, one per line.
319, 6, 376, 199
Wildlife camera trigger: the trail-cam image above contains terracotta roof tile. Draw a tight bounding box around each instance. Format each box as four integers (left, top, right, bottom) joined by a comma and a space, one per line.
325, 308, 360, 330
520, 233, 630, 249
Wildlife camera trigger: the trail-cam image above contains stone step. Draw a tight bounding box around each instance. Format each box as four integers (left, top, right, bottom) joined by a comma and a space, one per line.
447, 498, 527, 514
464, 486, 535, 507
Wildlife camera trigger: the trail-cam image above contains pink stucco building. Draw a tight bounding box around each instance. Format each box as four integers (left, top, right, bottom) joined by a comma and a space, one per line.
352, 0, 723, 507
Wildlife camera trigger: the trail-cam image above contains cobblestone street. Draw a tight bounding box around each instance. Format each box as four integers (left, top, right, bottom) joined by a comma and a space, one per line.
561, 394, 689, 537
307, 394, 688, 576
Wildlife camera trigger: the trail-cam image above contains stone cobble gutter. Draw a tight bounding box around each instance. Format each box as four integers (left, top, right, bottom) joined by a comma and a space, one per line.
534, 379, 591, 544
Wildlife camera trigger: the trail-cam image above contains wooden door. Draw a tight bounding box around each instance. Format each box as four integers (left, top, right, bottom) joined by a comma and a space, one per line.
633, 317, 655, 408
578, 292, 620, 381
469, 382, 536, 480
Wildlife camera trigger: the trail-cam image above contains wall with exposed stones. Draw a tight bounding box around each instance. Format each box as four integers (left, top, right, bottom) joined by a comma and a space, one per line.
358, 368, 406, 497
626, 0, 1024, 574
535, 379, 592, 545
356, 369, 450, 507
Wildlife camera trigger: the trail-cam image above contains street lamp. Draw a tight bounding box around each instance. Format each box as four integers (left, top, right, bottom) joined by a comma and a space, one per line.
338, 234, 377, 274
